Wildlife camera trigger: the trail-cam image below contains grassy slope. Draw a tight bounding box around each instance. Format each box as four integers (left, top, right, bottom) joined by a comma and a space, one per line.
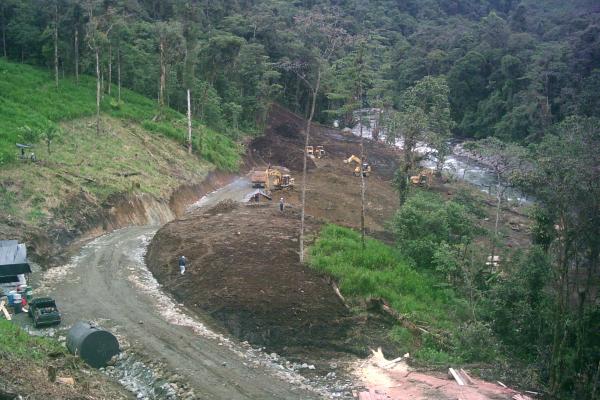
0, 59, 241, 229
310, 225, 471, 364
0, 320, 130, 398
0, 58, 240, 170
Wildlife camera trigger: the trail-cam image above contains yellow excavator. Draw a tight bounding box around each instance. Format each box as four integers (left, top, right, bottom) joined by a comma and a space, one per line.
410, 168, 434, 187
344, 155, 371, 177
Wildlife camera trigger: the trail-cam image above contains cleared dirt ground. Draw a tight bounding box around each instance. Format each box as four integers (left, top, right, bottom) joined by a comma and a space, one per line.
146, 202, 353, 351
250, 104, 401, 233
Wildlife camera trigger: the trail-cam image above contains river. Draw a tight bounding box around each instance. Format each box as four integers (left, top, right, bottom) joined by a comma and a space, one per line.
348, 110, 532, 204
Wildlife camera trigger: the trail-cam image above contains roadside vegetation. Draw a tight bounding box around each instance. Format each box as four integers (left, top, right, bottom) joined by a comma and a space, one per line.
0, 320, 64, 359
0, 320, 130, 398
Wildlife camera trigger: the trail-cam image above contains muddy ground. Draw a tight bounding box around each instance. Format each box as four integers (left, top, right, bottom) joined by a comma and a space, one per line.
146, 202, 354, 352
250, 104, 401, 233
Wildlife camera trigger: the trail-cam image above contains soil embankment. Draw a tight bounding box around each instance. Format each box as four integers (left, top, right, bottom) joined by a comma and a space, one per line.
146, 202, 352, 351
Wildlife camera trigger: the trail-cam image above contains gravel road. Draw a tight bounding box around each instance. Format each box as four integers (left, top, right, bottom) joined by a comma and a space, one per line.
36, 177, 321, 399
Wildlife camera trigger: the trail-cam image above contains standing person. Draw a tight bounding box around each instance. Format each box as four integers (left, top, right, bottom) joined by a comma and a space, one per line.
279, 197, 284, 212
178, 255, 186, 275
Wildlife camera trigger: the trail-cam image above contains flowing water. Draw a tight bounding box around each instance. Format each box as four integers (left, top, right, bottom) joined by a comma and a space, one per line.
349, 110, 532, 204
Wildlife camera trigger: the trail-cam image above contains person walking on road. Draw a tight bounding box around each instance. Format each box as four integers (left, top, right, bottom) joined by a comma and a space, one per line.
179, 255, 187, 275
279, 197, 284, 212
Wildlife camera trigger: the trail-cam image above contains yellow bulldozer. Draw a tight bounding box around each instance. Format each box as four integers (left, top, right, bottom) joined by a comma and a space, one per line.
344, 155, 371, 177
306, 145, 325, 159
410, 168, 434, 187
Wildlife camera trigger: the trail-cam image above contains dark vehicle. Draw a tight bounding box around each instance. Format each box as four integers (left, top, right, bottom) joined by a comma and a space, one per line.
28, 297, 62, 328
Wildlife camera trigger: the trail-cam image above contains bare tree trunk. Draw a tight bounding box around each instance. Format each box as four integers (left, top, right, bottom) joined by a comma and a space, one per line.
158, 38, 166, 115
108, 42, 112, 95
490, 175, 503, 271
54, 2, 59, 89
117, 42, 121, 102
74, 29, 79, 84
95, 47, 100, 135
299, 67, 321, 263
359, 111, 366, 249
187, 88, 192, 154
1, 5, 6, 58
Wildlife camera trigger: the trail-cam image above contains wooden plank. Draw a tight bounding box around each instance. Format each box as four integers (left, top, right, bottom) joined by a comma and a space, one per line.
449, 368, 465, 386
497, 381, 507, 388
0, 300, 11, 321
382, 356, 403, 368
460, 368, 475, 385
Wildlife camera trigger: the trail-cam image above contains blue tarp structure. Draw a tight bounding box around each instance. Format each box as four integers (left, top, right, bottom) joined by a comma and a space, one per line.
0, 240, 31, 284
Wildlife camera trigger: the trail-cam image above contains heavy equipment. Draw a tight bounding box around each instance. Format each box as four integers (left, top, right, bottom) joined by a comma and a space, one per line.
344, 155, 371, 177
306, 145, 325, 158
251, 167, 294, 191
410, 168, 434, 187
315, 145, 325, 158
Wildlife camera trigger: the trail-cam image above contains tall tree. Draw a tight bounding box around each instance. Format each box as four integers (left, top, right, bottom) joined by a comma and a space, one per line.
281, 8, 349, 262
85, 0, 110, 135
523, 117, 600, 398
465, 137, 527, 266
385, 75, 454, 205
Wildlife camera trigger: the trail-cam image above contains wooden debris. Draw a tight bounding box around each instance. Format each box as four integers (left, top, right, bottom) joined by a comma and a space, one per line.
460, 368, 475, 385
56, 376, 75, 385
512, 394, 533, 400
0, 299, 11, 321
329, 279, 350, 310
449, 368, 465, 386
497, 381, 507, 388
381, 356, 403, 369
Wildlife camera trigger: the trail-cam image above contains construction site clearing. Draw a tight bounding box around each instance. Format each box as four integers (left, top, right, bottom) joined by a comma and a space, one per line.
142, 105, 534, 399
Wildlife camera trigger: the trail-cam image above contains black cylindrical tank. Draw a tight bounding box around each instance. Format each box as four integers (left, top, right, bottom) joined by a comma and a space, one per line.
66, 321, 120, 368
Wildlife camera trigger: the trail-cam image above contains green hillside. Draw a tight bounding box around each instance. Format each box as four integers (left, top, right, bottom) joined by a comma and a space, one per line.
0, 59, 240, 171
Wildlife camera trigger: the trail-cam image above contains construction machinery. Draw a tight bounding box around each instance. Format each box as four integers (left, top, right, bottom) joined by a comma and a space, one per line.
315, 145, 325, 158
306, 145, 325, 158
344, 155, 371, 177
410, 168, 434, 187
251, 167, 294, 191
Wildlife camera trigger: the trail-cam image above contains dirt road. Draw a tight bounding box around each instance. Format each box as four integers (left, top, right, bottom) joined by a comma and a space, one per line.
35, 178, 321, 400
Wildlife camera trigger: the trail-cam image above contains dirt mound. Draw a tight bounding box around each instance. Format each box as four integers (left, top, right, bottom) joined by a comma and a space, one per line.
146, 204, 352, 351
205, 199, 239, 215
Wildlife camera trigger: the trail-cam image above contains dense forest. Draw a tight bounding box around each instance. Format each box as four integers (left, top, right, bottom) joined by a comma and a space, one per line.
1, 1, 599, 399
2, 0, 599, 141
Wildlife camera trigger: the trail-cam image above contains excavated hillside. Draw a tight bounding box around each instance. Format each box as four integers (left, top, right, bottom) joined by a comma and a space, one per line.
146, 105, 404, 355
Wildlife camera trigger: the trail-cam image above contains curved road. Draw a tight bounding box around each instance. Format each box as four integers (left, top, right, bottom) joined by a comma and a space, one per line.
37, 177, 320, 399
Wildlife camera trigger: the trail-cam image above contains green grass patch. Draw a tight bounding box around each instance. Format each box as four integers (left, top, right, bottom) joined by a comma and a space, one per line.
309, 225, 472, 363
0, 320, 65, 360
0, 59, 240, 171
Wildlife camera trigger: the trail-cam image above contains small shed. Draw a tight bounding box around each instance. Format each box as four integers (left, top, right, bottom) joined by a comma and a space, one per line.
0, 240, 31, 285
